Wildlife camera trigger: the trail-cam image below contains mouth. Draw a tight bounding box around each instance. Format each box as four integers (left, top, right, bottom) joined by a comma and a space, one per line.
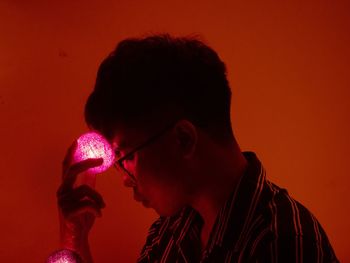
133, 188, 145, 201
133, 189, 151, 207
133, 192, 144, 202
142, 200, 151, 208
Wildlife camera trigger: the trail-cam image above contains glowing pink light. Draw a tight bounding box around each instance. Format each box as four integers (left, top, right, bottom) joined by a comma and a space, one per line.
73, 131, 115, 175
46, 249, 80, 263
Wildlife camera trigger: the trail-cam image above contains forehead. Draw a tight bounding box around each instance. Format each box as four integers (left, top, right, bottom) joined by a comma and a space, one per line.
106, 112, 175, 149
110, 124, 149, 150
110, 131, 133, 151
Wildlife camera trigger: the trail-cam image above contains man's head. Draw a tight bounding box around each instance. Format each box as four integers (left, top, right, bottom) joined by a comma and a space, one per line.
85, 34, 235, 216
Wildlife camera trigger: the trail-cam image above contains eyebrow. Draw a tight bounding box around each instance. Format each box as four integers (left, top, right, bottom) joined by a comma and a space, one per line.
113, 140, 129, 152
114, 145, 125, 153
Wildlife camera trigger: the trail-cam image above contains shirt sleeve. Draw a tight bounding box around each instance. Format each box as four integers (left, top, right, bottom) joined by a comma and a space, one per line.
250, 186, 340, 262
249, 227, 339, 262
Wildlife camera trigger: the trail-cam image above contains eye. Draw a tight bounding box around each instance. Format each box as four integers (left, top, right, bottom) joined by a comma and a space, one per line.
114, 149, 122, 158
123, 153, 135, 161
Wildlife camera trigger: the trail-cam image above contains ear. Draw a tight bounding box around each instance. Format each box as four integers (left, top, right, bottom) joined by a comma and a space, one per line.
173, 120, 198, 159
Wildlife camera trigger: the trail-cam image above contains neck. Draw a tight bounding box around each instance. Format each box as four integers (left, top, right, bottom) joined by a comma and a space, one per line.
189, 139, 248, 248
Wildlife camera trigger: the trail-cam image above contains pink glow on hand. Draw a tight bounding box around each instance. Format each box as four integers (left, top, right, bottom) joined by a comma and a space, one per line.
73, 131, 115, 174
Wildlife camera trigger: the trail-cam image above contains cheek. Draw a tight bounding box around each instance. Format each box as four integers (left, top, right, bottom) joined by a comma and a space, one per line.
134, 145, 190, 211
146, 182, 187, 216
136, 160, 188, 214
140, 174, 184, 201
137, 146, 183, 184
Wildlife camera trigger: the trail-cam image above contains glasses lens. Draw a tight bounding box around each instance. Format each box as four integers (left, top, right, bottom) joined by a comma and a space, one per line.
114, 161, 137, 184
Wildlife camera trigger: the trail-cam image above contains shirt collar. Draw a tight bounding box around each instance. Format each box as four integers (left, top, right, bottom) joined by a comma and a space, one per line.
211, 151, 266, 252
172, 151, 266, 257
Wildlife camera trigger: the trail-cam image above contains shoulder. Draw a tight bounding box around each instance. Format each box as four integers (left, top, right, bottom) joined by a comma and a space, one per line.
249, 181, 339, 262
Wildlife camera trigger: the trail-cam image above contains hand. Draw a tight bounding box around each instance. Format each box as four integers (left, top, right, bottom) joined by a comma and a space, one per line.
56, 141, 105, 261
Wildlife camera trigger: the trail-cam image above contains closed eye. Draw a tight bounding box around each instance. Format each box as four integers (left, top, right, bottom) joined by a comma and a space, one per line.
114, 149, 122, 159
123, 153, 135, 161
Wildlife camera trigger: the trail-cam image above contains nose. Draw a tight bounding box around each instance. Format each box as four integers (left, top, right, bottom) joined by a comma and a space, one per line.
122, 174, 135, 188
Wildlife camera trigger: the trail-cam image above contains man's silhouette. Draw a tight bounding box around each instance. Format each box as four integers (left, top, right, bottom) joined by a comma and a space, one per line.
56, 34, 338, 262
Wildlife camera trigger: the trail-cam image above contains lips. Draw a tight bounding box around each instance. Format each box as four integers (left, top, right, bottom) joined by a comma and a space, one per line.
133, 188, 145, 202
142, 200, 151, 208
133, 192, 143, 202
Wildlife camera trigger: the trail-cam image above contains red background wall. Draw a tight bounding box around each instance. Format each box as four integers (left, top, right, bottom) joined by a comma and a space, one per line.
0, 0, 349, 262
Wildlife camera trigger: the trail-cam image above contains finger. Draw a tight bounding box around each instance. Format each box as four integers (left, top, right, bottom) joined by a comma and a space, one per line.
61, 158, 103, 190
73, 185, 105, 208
57, 185, 105, 209
62, 199, 103, 219
59, 198, 105, 215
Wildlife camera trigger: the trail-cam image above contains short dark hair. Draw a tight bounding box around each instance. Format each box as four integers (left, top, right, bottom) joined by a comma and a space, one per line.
85, 34, 233, 142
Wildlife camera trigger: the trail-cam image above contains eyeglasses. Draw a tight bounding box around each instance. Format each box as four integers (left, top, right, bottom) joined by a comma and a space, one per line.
113, 124, 175, 184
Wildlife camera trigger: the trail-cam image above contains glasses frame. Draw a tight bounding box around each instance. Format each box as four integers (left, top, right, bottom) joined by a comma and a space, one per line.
113, 124, 175, 183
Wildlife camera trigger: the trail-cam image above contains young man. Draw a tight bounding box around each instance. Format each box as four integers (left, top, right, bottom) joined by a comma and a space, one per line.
55, 34, 338, 262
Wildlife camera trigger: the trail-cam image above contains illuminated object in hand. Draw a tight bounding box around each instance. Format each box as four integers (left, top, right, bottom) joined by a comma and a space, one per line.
46, 249, 81, 263
73, 131, 115, 174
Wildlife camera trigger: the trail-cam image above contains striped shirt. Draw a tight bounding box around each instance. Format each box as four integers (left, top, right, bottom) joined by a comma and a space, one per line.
136, 152, 338, 263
